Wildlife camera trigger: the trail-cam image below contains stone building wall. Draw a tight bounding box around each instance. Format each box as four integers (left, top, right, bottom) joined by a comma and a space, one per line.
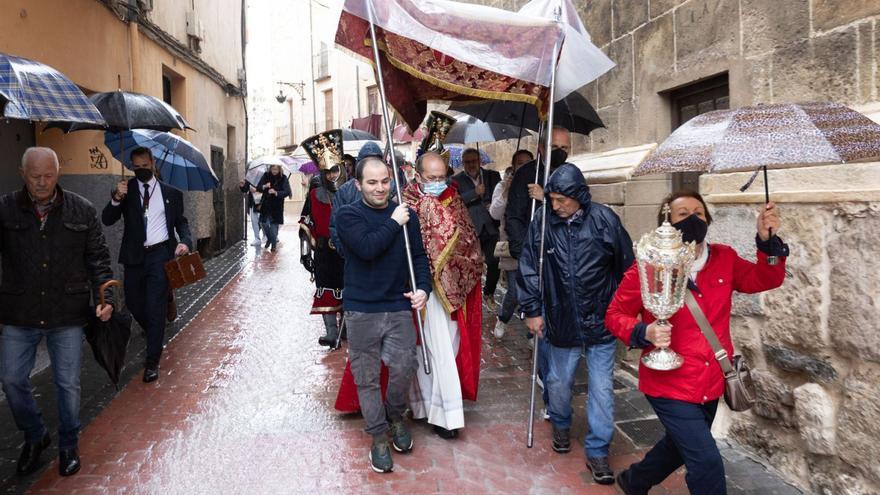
461, 0, 880, 493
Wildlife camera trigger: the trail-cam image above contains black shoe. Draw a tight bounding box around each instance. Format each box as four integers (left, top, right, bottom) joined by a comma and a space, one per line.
616, 468, 647, 495
431, 425, 459, 440
166, 292, 178, 322
16, 432, 50, 475
318, 336, 336, 347
551, 425, 570, 453
587, 456, 614, 485
143, 367, 159, 383
264, 241, 270, 249
59, 448, 80, 477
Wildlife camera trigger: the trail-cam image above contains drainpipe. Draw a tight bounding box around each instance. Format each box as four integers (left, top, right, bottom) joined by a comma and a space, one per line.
128, 21, 141, 92
309, 0, 318, 133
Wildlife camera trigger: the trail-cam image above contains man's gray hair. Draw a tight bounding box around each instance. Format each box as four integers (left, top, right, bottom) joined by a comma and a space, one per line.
538, 125, 570, 146
21, 147, 60, 171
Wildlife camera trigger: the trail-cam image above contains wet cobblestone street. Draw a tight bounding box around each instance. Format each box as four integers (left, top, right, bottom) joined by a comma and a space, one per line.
15, 221, 801, 494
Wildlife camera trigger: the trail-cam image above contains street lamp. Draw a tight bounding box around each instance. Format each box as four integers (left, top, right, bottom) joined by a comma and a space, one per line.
276, 81, 307, 150
276, 81, 306, 103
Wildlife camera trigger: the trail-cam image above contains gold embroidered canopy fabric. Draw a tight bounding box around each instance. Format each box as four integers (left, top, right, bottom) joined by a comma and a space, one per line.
336, 9, 551, 131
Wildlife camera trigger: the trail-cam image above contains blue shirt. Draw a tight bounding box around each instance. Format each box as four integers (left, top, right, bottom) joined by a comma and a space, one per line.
336, 200, 432, 313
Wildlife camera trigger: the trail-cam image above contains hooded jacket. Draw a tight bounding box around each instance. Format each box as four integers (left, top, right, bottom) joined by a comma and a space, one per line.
516, 164, 635, 347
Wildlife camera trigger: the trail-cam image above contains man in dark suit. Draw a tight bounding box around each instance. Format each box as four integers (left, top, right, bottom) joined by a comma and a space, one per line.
452, 148, 502, 310
102, 147, 193, 383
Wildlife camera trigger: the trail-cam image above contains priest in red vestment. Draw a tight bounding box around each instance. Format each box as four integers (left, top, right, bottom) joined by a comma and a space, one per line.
403, 150, 483, 438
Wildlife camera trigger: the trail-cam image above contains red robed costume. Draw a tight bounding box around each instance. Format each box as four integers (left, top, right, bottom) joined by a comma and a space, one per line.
334, 182, 483, 412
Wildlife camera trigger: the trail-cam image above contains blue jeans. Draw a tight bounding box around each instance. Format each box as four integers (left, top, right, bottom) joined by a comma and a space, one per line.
261, 220, 279, 247
0, 325, 83, 449
623, 397, 726, 495
545, 339, 616, 458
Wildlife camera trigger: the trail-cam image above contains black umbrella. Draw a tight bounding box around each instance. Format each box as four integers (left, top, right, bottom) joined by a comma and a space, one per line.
85, 280, 132, 390
46, 90, 192, 133
45, 90, 193, 178
450, 91, 604, 136
341, 128, 378, 141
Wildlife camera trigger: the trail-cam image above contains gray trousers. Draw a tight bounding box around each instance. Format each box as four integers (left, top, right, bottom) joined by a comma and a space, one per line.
346, 310, 418, 437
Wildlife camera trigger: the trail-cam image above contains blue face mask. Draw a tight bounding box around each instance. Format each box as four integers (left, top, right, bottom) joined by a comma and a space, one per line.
423, 181, 448, 197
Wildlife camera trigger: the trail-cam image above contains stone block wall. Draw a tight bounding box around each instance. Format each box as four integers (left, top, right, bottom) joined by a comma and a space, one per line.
703, 167, 880, 494
580, 0, 880, 154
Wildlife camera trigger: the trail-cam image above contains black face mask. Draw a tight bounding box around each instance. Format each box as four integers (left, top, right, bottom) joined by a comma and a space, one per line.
134, 168, 153, 183
672, 214, 708, 244
550, 148, 568, 168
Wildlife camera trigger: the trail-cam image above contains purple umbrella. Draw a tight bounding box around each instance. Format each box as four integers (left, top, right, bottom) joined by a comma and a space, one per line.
298, 161, 319, 175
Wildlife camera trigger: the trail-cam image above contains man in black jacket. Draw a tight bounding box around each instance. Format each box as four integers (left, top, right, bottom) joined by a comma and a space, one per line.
102, 147, 192, 383
518, 164, 634, 485
0, 147, 114, 477
452, 148, 501, 308
504, 126, 572, 261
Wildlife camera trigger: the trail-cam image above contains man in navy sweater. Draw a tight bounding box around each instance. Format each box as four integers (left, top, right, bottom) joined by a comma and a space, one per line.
335, 157, 431, 474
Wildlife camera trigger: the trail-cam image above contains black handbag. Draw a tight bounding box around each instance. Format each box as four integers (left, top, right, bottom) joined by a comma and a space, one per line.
684, 292, 756, 412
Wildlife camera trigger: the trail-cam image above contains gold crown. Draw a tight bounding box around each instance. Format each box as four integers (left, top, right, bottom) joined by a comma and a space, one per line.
301, 129, 344, 171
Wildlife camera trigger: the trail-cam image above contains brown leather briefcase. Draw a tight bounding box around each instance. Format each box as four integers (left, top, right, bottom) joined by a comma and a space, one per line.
164, 253, 206, 289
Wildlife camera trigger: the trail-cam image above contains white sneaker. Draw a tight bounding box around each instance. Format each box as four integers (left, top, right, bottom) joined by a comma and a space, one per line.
493, 320, 506, 339
541, 407, 550, 421
250, 240, 262, 246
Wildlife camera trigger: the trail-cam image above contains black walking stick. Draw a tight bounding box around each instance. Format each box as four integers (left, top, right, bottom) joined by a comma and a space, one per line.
365, 0, 431, 375
527, 5, 563, 449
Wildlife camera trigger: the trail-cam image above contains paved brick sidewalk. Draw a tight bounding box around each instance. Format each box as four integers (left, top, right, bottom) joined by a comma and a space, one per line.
23, 223, 801, 494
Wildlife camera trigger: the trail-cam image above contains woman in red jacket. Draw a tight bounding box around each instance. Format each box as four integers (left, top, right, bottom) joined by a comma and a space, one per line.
606, 190, 788, 495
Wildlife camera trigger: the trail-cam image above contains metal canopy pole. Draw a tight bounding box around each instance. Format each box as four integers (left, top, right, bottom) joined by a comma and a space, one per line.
527, 4, 562, 449
365, 0, 431, 375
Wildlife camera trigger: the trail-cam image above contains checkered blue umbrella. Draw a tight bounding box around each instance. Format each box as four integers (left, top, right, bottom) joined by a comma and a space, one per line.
0, 52, 106, 125
106, 130, 218, 191
446, 145, 492, 168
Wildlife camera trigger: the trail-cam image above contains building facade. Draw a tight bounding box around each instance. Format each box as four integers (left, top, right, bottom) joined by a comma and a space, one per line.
0, 0, 247, 262
466, 1, 880, 493
246, 0, 378, 160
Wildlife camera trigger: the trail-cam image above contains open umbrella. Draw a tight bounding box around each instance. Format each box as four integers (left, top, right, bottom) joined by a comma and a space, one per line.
48, 90, 191, 133
444, 114, 532, 145
246, 155, 292, 185
86, 280, 132, 390
47, 90, 192, 179
447, 145, 492, 168
450, 91, 604, 136
633, 102, 880, 177
632, 101, 880, 258
0, 52, 106, 125
298, 161, 319, 175
341, 128, 378, 141
105, 130, 218, 191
